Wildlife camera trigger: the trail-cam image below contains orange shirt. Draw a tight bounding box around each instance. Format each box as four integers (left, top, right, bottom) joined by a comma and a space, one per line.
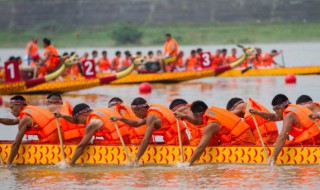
26, 41, 38, 56
43, 45, 59, 71
186, 55, 198, 70
99, 57, 110, 71
164, 38, 179, 57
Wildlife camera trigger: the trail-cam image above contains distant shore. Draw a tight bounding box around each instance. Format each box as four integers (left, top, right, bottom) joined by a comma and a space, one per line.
1, 22, 320, 48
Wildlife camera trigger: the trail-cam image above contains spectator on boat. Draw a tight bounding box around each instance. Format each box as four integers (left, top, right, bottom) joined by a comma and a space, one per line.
249, 94, 320, 166
120, 51, 132, 70
178, 100, 255, 166
98, 51, 111, 72
25, 38, 38, 66
211, 49, 222, 68
92, 50, 98, 65
5, 95, 62, 165
170, 99, 218, 146
61, 103, 131, 166
38, 38, 60, 76
220, 49, 227, 65
110, 97, 189, 165
108, 97, 148, 144
185, 50, 199, 71
296, 95, 320, 114
160, 33, 179, 72
111, 51, 121, 71
226, 48, 238, 64
226, 97, 278, 145
262, 49, 283, 68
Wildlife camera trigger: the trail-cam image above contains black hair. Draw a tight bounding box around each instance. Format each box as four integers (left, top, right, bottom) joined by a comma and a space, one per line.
169, 99, 188, 110
62, 52, 69, 56
72, 103, 90, 116
108, 97, 123, 104
92, 50, 98, 55
222, 48, 227, 52
271, 94, 289, 106
191, 100, 208, 113
226, 97, 243, 110
196, 48, 202, 53
148, 51, 153, 55
136, 51, 142, 55
70, 52, 75, 56
10, 95, 26, 101
131, 97, 147, 106
125, 51, 131, 56
9, 56, 15, 61
46, 92, 62, 100
43, 38, 51, 46
271, 49, 277, 53
102, 51, 107, 54
296, 95, 313, 105
165, 33, 171, 37
191, 50, 196, 54
115, 51, 121, 55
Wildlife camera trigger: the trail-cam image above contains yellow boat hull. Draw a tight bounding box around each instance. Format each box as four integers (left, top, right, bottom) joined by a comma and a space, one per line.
1, 143, 319, 165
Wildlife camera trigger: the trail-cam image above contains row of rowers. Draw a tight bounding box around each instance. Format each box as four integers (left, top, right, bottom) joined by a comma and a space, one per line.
2, 93, 320, 166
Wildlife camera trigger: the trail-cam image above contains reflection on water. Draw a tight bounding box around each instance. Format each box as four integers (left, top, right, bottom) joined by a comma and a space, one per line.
1, 164, 320, 189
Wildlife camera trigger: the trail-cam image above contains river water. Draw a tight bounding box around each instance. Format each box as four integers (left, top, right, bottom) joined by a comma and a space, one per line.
0, 42, 319, 189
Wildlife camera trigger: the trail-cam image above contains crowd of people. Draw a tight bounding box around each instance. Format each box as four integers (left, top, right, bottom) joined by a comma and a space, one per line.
1, 93, 319, 166
1, 34, 284, 80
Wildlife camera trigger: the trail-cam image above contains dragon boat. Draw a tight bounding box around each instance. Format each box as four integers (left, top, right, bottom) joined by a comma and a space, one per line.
1, 46, 256, 94
0, 142, 319, 165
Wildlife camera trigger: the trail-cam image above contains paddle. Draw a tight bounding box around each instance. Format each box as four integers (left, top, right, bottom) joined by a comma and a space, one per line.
249, 105, 269, 161
280, 51, 286, 68
113, 122, 131, 162
176, 119, 184, 162
241, 66, 253, 74
311, 118, 320, 130
55, 117, 66, 162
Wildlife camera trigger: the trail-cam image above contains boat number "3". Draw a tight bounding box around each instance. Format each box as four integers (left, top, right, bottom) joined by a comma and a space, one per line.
202, 53, 211, 67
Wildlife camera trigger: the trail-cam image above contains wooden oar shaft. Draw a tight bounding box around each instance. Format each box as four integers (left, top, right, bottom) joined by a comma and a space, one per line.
176, 119, 184, 162
55, 118, 66, 161
251, 113, 269, 161
312, 118, 320, 130
113, 122, 131, 162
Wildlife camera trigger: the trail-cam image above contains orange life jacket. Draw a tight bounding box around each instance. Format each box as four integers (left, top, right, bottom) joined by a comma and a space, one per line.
226, 55, 238, 64
20, 106, 59, 143
283, 104, 320, 145
87, 108, 131, 144
99, 57, 110, 71
115, 104, 147, 144
26, 41, 38, 57
123, 57, 131, 67
186, 55, 198, 70
164, 38, 179, 57
176, 57, 184, 67
211, 55, 221, 68
147, 104, 189, 145
59, 101, 86, 143
244, 98, 278, 145
43, 45, 60, 72
252, 54, 263, 67
262, 52, 273, 67
203, 106, 256, 145
220, 55, 227, 65
112, 56, 120, 70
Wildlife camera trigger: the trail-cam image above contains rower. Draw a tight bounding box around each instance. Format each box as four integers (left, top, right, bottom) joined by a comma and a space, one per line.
98, 51, 111, 72
111, 51, 121, 71
296, 95, 320, 120
210, 49, 222, 68
38, 38, 60, 76
185, 50, 199, 71
160, 33, 179, 72
183, 101, 255, 166
220, 48, 227, 65
6, 95, 60, 165
63, 103, 130, 166
170, 99, 218, 146
110, 97, 189, 165
226, 48, 238, 64
120, 51, 132, 71
108, 97, 147, 144
226, 97, 278, 145
47, 92, 86, 144
262, 49, 283, 68
249, 94, 320, 166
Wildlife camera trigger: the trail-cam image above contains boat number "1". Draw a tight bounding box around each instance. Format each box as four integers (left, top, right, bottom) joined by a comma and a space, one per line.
7, 63, 15, 79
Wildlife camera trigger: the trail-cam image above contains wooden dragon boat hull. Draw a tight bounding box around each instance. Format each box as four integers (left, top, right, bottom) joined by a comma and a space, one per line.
1, 142, 319, 165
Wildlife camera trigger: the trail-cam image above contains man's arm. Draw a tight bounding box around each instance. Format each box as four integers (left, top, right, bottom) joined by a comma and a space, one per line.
168, 43, 177, 56
188, 122, 219, 166
7, 116, 32, 165
54, 113, 79, 124
0, 118, 19, 125
134, 115, 161, 164
269, 113, 295, 166
249, 109, 282, 121
309, 112, 320, 120
69, 119, 102, 166
174, 112, 203, 125
110, 116, 146, 127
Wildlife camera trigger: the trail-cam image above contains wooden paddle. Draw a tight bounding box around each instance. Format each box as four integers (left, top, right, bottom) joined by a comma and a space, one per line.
176, 119, 184, 162
241, 66, 253, 74
55, 117, 66, 162
280, 51, 286, 68
113, 122, 131, 162
249, 105, 269, 161
311, 118, 320, 130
